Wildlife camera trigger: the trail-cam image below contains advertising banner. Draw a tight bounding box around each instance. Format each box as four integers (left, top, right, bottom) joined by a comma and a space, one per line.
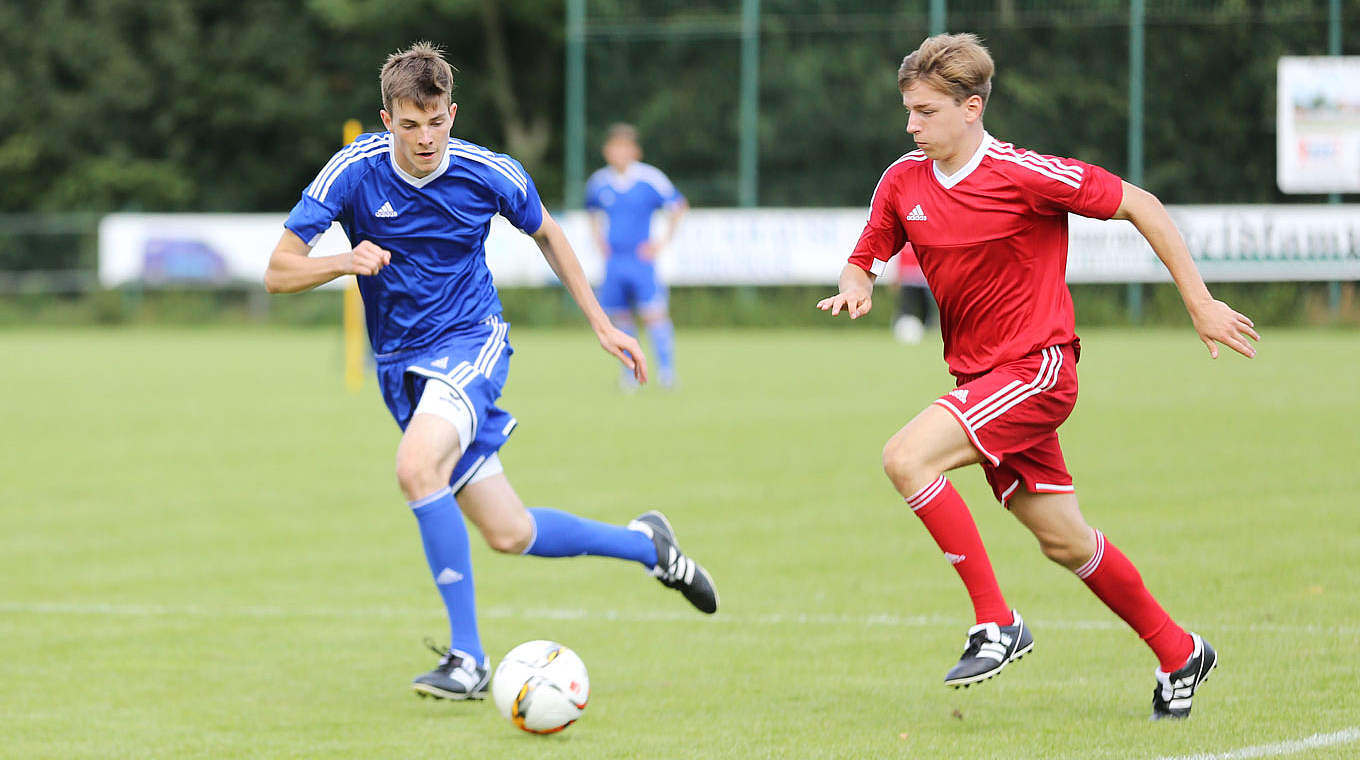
1277, 56, 1360, 194
100, 205, 1360, 289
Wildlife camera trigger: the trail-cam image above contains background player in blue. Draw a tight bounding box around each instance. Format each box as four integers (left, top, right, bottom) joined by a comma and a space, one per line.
263, 43, 718, 701
586, 123, 688, 389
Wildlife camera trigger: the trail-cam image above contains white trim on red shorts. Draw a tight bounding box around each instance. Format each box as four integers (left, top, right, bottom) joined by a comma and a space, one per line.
963, 346, 1063, 430
933, 344, 1065, 467
1033, 482, 1075, 493
999, 479, 1021, 505
932, 398, 1002, 465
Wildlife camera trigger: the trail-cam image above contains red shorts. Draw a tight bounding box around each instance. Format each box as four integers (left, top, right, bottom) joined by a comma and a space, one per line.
933, 343, 1079, 506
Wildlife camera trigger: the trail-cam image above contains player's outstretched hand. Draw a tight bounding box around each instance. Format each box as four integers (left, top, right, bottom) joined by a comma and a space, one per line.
598, 326, 650, 384
348, 240, 391, 276
1191, 299, 1259, 359
816, 289, 873, 319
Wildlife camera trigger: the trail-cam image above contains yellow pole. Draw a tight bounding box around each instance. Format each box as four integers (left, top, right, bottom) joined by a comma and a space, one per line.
343, 280, 365, 393
342, 118, 362, 145
342, 119, 365, 393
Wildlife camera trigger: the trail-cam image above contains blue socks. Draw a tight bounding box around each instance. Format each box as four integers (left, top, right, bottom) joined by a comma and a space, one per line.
611, 311, 637, 339
409, 487, 483, 663
524, 508, 657, 567
646, 318, 676, 379
411, 491, 657, 660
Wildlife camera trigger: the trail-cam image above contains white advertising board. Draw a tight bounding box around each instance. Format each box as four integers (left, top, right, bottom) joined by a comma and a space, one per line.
1277, 56, 1360, 194
99, 205, 1360, 289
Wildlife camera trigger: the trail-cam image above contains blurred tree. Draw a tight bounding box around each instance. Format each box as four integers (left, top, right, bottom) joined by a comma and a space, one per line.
0, 0, 1354, 236
0, 0, 564, 220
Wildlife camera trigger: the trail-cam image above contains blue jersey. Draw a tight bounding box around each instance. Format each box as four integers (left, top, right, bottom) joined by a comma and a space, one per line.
285, 132, 543, 357
584, 162, 683, 258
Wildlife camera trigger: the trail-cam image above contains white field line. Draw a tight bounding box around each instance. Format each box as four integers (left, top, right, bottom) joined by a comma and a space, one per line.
0, 600, 1355, 637
1154, 727, 1360, 760
6, 602, 1355, 760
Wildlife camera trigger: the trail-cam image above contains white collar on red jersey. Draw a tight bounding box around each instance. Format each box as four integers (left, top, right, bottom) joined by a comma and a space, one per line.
932, 132, 993, 190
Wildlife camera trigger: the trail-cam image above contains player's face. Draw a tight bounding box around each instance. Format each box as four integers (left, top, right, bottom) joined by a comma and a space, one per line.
603, 136, 640, 171
381, 97, 457, 178
902, 83, 981, 162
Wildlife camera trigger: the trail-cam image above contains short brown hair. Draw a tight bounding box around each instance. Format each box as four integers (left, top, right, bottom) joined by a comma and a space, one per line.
605, 123, 639, 144
897, 33, 994, 108
380, 41, 456, 113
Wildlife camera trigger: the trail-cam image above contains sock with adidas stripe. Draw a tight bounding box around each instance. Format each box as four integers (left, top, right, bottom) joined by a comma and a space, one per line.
410, 487, 484, 663
1074, 528, 1194, 671
907, 476, 1014, 626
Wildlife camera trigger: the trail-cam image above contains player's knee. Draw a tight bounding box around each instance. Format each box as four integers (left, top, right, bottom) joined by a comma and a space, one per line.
1036, 535, 1087, 570
394, 452, 442, 501
882, 432, 931, 488
482, 514, 534, 554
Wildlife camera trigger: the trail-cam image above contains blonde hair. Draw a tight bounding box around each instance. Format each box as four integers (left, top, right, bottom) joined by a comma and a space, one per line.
897, 33, 994, 108
380, 41, 456, 113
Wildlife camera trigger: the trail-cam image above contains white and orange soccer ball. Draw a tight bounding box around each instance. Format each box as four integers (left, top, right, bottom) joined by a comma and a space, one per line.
491, 640, 590, 734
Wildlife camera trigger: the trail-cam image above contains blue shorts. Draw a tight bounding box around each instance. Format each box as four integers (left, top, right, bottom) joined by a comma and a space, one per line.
598, 257, 666, 312
376, 315, 517, 492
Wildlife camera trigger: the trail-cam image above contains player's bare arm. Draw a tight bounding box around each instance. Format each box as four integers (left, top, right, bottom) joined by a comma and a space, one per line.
1113, 181, 1259, 359
817, 263, 877, 319
263, 230, 391, 294
640, 198, 689, 261
531, 205, 650, 383
588, 212, 609, 258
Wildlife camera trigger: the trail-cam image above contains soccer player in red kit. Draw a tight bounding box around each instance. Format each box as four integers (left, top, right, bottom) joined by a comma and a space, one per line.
818, 33, 1258, 720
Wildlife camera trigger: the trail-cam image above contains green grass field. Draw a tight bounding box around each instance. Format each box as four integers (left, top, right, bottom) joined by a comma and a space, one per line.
3, 325, 1358, 759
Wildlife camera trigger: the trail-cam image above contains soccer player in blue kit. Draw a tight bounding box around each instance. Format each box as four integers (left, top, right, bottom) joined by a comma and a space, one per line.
263, 43, 718, 701
586, 124, 688, 389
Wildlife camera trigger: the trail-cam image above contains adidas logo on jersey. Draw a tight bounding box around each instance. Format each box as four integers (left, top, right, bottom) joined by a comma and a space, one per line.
949, 389, 969, 404
906, 204, 928, 221
431, 356, 449, 370
436, 567, 464, 585
374, 201, 398, 218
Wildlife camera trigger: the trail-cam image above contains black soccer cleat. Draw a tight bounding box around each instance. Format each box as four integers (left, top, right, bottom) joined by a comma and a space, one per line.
1151, 632, 1217, 720
943, 610, 1033, 688
412, 640, 490, 701
628, 510, 719, 614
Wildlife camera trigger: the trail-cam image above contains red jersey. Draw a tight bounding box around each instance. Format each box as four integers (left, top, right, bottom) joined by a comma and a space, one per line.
849, 133, 1124, 376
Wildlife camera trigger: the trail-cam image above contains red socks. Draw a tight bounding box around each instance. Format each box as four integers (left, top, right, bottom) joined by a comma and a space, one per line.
906, 476, 1013, 626
1075, 529, 1194, 671
905, 477, 1192, 670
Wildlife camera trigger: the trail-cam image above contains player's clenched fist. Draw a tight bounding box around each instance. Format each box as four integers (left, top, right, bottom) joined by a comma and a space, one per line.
349, 240, 391, 276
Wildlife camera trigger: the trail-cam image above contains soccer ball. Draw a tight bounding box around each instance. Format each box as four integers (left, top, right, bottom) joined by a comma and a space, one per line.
492, 640, 590, 734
